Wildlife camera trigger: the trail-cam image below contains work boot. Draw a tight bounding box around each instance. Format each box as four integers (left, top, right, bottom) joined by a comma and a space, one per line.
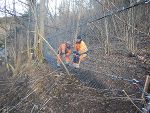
145, 0, 150, 3
76, 64, 79, 68
65, 63, 69, 67
73, 63, 79, 68
57, 64, 60, 68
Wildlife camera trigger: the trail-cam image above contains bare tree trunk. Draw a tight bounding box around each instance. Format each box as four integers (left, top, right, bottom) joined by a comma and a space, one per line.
73, 0, 83, 43
4, 0, 7, 66
33, 1, 38, 49
13, 0, 19, 74
27, 0, 38, 60
38, 0, 46, 62
27, 6, 31, 62
55, 0, 57, 17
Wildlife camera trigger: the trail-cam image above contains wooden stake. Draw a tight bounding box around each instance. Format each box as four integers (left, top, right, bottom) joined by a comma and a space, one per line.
142, 76, 150, 99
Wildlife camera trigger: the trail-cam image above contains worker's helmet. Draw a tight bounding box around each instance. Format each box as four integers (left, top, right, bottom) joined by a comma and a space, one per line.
66, 41, 71, 48
76, 35, 82, 43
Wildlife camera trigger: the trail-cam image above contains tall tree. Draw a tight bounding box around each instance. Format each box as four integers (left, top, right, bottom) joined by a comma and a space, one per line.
37, 0, 46, 62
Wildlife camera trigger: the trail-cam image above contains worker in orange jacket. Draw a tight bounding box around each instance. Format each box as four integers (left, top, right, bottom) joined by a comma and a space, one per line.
57, 41, 72, 67
73, 35, 88, 68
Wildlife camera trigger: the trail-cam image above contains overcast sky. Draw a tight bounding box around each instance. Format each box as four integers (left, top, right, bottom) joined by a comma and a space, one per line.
0, 0, 62, 17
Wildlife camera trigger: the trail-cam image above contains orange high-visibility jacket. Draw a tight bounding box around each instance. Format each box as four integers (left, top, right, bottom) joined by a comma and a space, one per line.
58, 43, 71, 56
75, 41, 88, 54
